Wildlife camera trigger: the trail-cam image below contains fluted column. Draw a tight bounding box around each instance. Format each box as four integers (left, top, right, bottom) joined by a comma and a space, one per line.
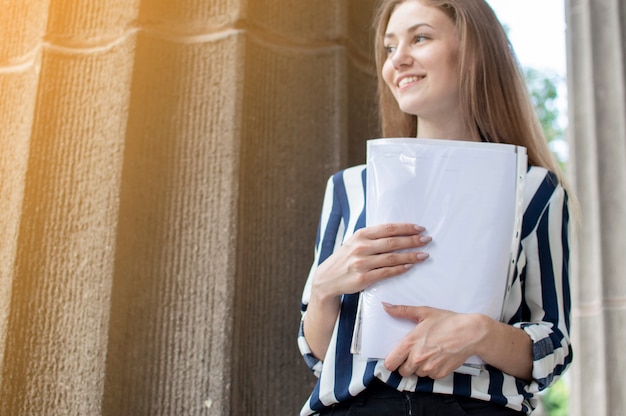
0, 0, 49, 384
102, 29, 245, 416
231, 0, 378, 414
0, 0, 381, 414
566, 0, 626, 415
0, 0, 139, 413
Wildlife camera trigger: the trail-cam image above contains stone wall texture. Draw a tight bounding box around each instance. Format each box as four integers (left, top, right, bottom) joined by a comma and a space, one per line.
0, 0, 377, 414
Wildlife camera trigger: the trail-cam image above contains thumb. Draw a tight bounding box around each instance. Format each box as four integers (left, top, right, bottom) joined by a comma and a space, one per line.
382, 302, 428, 322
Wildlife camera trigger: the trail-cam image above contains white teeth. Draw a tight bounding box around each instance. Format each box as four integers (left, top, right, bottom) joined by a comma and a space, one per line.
398, 76, 420, 88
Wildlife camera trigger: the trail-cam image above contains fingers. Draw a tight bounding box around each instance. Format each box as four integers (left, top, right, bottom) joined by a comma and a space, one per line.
383, 339, 437, 377
347, 257, 428, 292
397, 351, 440, 378
372, 250, 429, 270
384, 348, 408, 375
352, 224, 431, 258
384, 340, 453, 379
399, 360, 450, 379
362, 263, 418, 283
376, 234, 432, 254
382, 307, 468, 379
381, 306, 432, 376
345, 224, 431, 279
382, 304, 430, 322
316, 223, 431, 297
357, 223, 426, 240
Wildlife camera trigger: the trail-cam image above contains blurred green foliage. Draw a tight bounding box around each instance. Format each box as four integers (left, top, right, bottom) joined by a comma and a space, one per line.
541, 378, 570, 416
525, 67, 563, 144
524, 67, 567, 170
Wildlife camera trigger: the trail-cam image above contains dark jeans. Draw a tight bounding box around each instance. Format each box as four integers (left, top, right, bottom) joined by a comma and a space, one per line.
318, 380, 525, 416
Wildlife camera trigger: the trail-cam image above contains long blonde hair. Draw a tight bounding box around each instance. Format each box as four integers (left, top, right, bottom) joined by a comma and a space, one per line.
374, 0, 565, 184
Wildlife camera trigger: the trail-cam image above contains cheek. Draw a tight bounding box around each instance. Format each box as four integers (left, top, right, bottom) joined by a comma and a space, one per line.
381, 61, 395, 88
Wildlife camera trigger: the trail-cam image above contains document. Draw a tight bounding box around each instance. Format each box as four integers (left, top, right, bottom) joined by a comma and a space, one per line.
353, 138, 527, 369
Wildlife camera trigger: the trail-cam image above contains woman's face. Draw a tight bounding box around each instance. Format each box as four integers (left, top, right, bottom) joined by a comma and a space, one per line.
382, 0, 461, 122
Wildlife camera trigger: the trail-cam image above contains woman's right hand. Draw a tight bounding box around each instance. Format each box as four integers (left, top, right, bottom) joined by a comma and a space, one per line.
312, 223, 432, 299
304, 223, 431, 360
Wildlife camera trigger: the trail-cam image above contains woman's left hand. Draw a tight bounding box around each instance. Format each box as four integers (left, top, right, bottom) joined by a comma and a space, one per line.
382, 304, 487, 379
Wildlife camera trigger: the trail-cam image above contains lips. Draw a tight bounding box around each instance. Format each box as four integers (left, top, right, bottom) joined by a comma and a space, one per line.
398, 75, 424, 88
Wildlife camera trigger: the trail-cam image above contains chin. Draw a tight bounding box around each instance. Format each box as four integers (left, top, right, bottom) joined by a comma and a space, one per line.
397, 103, 421, 116
394, 97, 423, 115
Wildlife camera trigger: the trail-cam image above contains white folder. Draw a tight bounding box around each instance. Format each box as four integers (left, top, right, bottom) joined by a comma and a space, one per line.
352, 138, 527, 374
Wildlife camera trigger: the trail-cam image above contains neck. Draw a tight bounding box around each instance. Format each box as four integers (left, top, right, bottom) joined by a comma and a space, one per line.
416, 117, 480, 142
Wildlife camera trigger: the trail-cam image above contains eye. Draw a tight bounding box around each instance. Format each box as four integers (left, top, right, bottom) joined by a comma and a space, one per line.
414, 34, 429, 43
384, 44, 397, 56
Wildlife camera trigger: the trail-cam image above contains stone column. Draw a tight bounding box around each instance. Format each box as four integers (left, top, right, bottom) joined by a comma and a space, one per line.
231, 0, 378, 414
566, 0, 626, 414
0, 0, 381, 414
0, 0, 48, 384
101, 1, 245, 414
0, 0, 139, 413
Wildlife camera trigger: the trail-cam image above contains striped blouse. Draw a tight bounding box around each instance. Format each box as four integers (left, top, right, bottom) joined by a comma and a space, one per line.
298, 164, 572, 415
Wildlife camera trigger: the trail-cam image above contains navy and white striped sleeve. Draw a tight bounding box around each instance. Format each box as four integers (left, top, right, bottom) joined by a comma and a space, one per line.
514, 169, 572, 393
298, 173, 344, 377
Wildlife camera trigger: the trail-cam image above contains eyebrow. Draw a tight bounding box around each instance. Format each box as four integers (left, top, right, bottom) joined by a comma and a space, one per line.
384, 23, 433, 39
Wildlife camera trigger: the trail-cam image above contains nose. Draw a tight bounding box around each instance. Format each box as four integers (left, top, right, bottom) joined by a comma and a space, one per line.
390, 43, 413, 68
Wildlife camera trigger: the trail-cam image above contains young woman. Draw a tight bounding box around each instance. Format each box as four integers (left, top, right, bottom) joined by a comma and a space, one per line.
298, 1, 572, 415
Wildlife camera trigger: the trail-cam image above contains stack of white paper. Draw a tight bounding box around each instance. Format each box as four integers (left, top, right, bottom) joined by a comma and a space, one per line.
353, 138, 526, 369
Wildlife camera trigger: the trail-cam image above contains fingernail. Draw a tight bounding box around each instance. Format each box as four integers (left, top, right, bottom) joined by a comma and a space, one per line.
404, 263, 414, 269
382, 302, 396, 308
414, 225, 425, 232
416, 253, 429, 261
419, 236, 432, 243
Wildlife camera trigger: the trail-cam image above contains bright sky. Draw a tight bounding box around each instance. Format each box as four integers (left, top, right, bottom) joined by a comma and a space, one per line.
486, 0, 567, 75
487, 0, 569, 159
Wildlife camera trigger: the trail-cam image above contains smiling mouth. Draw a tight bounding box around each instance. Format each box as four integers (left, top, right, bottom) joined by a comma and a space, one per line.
398, 76, 423, 88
